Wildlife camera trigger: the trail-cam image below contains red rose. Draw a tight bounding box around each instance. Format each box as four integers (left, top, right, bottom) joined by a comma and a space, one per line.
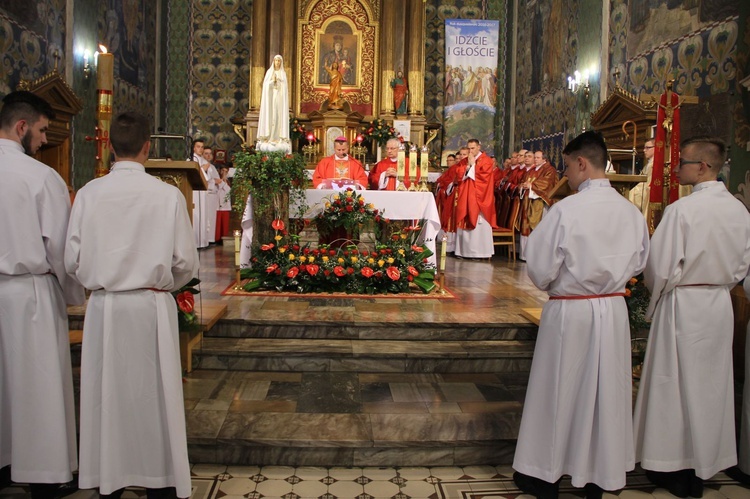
287, 267, 299, 278
266, 263, 279, 273
176, 291, 194, 313
298, 264, 306, 272
347, 267, 354, 275
293, 245, 300, 251
375, 215, 381, 222
312, 249, 320, 256
275, 269, 281, 275
375, 271, 383, 278
343, 250, 349, 256
407, 275, 414, 282
324, 269, 331, 276
391, 235, 400, 241
329, 250, 336, 256
371, 252, 378, 257
303, 248, 310, 255
271, 219, 285, 231
352, 249, 358, 255
359, 209, 365, 213
386, 266, 401, 281
423, 258, 428, 263
407, 266, 419, 276
361, 267, 374, 277
346, 205, 353, 212
359, 199, 365, 205
261, 243, 275, 251
334, 266, 346, 277
307, 264, 319, 276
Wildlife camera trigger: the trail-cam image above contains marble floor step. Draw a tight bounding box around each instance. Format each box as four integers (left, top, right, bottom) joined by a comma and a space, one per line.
192, 337, 535, 373
207, 320, 538, 341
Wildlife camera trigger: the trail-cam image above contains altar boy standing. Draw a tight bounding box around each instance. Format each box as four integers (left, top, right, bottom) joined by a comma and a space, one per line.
513, 131, 649, 498
66, 112, 199, 498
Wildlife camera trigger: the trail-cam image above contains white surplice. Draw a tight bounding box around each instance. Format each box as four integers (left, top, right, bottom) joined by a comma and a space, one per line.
191, 154, 211, 248
65, 161, 199, 497
205, 163, 220, 243
0, 139, 85, 484
513, 179, 649, 490
240, 194, 254, 268
740, 274, 750, 474
634, 181, 750, 479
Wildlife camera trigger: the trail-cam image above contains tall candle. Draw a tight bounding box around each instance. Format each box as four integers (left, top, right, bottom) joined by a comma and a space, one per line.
234, 230, 242, 266
408, 145, 417, 190
95, 46, 114, 177
397, 146, 406, 190
420, 147, 429, 183
440, 234, 447, 272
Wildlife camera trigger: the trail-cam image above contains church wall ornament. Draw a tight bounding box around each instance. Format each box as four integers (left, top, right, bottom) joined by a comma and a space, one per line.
297, 0, 379, 116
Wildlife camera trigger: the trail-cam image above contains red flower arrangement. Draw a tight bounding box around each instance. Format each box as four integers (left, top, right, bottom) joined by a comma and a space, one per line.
172, 278, 200, 332
363, 118, 399, 146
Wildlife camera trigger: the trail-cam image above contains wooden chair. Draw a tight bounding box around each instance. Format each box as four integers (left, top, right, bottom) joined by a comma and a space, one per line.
492, 228, 516, 261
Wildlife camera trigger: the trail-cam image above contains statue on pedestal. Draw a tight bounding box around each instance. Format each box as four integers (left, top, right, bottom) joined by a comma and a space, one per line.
325, 62, 344, 110
391, 70, 408, 115
257, 55, 291, 153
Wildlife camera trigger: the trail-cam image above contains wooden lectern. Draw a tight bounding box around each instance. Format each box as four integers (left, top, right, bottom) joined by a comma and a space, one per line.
144, 160, 207, 222
606, 173, 647, 198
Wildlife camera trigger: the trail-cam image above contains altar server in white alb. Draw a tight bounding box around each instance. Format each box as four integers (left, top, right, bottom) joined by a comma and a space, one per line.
0, 91, 85, 498
66, 112, 199, 499
726, 271, 750, 486
513, 131, 649, 499
634, 136, 750, 498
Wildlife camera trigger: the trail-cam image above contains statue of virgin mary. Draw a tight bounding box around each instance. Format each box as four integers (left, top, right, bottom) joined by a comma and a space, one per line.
257, 54, 291, 153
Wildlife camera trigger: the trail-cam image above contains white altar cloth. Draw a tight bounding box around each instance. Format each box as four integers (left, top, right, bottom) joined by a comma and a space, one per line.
294, 189, 440, 265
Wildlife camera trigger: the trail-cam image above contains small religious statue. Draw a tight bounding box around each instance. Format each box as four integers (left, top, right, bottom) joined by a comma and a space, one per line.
257, 54, 291, 153
391, 70, 408, 115
325, 62, 344, 110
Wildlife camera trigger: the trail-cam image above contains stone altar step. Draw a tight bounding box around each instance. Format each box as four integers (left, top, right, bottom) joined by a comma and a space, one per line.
192, 337, 535, 373
206, 320, 538, 341
184, 370, 528, 467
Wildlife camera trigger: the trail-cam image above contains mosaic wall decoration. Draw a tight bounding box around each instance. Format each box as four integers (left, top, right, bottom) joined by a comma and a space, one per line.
189, 0, 252, 155
424, 0, 507, 160
164, 0, 192, 160
512, 0, 578, 149
0, 0, 67, 98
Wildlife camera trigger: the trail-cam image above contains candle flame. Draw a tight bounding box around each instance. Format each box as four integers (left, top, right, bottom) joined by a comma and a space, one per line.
98, 44, 108, 54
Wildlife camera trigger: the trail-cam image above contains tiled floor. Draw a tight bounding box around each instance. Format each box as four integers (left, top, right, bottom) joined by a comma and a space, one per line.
2, 465, 750, 498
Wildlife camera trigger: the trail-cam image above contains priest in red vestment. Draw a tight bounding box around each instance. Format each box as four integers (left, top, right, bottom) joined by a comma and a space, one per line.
434, 152, 463, 252
312, 136, 368, 189
369, 138, 420, 190
519, 151, 558, 260
453, 139, 498, 258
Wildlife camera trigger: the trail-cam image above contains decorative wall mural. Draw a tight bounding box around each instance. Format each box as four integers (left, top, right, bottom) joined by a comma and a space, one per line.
189, 0, 252, 154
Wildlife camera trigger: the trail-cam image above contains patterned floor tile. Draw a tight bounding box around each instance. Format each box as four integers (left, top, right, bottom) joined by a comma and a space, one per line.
292, 478, 328, 497
363, 480, 401, 498
261, 466, 297, 480
255, 478, 295, 496
328, 480, 365, 497
218, 477, 257, 495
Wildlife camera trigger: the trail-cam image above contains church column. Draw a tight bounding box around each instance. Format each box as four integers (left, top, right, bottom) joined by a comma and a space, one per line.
379, 0, 397, 116
246, 0, 269, 146
281, 0, 296, 113
406, 0, 426, 145
249, 0, 268, 113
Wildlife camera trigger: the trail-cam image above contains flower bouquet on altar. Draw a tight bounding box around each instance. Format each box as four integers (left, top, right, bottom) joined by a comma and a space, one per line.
314, 188, 386, 241
173, 278, 201, 332
363, 118, 398, 146
289, 118, 308, 141
241, 219, 436, 295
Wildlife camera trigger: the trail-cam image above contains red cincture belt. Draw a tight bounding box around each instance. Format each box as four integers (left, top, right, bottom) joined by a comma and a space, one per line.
549, 292, 626, 300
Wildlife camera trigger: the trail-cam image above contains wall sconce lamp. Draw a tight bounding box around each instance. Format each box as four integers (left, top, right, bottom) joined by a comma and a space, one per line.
82, 50, 92, 80
567, 69, 591, 99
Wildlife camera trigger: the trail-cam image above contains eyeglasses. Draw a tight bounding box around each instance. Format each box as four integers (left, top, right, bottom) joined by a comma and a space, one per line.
678, 159, 706, 168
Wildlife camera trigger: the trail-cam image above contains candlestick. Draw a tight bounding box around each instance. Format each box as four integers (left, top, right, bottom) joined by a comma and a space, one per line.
94, 46, 114, 178
397, 145, 406, 191
408, 145, 417, 191
234, 229, 241, 267
419, 146, 430, 192
440, 233, 447, 273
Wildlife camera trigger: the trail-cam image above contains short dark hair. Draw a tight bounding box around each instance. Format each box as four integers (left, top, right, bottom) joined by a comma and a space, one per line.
191, 138, 204, 149
0, 91, 55, 130
467, 138, 481, 146
203, 145, 212, 151
447, 154, 456, 160
110, 112, 151, 158
680, 136, 726, 169
562, 131, 608, 169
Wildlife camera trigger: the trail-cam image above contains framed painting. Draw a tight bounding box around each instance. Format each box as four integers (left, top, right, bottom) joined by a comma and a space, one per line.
315, 17, 362, 88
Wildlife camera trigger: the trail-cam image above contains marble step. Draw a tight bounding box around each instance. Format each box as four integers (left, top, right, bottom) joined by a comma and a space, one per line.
207, 320, 538, 341
193, 337, 535, 373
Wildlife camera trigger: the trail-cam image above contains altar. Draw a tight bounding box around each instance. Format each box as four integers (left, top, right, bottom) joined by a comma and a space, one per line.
293, 189, 440, 265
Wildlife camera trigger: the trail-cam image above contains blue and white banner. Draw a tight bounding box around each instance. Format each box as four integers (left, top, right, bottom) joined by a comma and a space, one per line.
443, 19, 500, 160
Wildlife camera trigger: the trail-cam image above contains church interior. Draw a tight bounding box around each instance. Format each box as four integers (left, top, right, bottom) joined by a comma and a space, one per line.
2, 0, 750, 498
